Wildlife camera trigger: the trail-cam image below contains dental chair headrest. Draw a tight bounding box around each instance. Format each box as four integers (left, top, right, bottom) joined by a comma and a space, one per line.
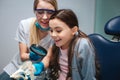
104, 16, 120, 36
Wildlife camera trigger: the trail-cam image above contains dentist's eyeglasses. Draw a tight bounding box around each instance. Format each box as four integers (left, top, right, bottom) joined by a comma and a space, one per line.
35, 9, 55, 18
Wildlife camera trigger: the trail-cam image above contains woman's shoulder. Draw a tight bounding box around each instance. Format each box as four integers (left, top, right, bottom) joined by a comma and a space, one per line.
20, 17, 36, 24
18, 17, 36, 31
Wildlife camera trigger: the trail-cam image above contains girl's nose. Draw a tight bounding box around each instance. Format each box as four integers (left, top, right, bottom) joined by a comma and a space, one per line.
51, 32, 57, 38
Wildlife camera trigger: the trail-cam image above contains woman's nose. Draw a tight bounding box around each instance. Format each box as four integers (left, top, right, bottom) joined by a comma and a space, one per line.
42, 12, 48, 19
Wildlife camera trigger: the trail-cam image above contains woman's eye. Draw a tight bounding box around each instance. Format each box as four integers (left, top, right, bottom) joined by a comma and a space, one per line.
47, 11, 54, 14
37, 11, 44, 14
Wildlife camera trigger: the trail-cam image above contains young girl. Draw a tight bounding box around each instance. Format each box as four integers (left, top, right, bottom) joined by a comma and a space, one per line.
48, 9, 97, 80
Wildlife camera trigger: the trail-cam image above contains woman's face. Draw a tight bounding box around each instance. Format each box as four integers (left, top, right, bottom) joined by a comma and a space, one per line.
35, 0, 55, 29
49, 18, 75, 49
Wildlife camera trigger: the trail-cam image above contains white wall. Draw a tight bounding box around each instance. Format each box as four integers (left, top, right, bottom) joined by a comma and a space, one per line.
58, 0, 95, 34
0, 0, 95, 73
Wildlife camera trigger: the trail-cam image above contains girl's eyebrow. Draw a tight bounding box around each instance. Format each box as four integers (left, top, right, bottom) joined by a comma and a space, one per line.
54, 26, 61, 29
50, 26, 61, 29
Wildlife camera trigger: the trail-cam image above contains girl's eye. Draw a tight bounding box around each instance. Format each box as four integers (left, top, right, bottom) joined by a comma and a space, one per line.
56, 30, 62, 33
50, 29, 53, 33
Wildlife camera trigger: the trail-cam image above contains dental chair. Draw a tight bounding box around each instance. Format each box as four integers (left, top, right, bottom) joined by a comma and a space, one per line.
88, 16, 120, 80
105, 16, 120, 41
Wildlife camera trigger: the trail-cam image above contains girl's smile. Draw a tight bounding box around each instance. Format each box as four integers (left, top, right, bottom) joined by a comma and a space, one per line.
49, 18, 76, 49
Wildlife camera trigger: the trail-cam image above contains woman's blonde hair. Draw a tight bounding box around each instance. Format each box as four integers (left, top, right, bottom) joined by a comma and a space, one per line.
29, 18, 40, 45
33, 0, 58, 12
30, 0, 58, 45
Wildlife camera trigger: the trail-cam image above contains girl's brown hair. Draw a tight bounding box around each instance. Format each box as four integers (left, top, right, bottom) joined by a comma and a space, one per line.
49, 9, 100, 80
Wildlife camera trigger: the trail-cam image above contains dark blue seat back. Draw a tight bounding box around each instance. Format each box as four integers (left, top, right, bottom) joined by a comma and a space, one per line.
89, 33, 120, 80
104, 16, 120, 35
88, 16, 120, 80
105, 16, 120, 41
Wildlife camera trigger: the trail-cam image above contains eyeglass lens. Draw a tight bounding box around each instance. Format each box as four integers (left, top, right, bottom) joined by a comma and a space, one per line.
35, 9, 55, 17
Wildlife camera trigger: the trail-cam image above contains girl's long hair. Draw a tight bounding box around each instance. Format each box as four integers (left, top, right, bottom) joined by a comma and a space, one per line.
49, 9, 100, 80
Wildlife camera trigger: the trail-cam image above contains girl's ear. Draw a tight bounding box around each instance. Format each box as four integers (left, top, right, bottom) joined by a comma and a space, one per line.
72, 26, 78, 35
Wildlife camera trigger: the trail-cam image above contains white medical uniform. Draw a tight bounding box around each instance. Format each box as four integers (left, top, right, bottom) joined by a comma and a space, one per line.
3, 17, 53, 78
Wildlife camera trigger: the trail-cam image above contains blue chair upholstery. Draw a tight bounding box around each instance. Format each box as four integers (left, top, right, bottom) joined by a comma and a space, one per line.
89, 34, 120, 80
104, 16, 120, 41
88, 16, 120, 80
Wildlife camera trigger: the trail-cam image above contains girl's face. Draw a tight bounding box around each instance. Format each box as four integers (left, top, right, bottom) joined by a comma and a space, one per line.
49, 18, 76, 49
35, 0, 55, 29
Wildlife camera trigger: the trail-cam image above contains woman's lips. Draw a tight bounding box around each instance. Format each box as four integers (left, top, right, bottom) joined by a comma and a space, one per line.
41, 23, 48, 27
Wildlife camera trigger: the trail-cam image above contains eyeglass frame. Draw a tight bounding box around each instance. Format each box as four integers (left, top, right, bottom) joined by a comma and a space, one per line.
35, 9, 56, 18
